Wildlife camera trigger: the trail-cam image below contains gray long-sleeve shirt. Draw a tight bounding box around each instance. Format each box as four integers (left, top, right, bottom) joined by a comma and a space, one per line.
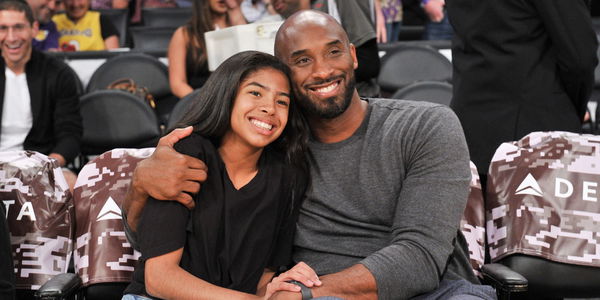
293, 98, 476, 299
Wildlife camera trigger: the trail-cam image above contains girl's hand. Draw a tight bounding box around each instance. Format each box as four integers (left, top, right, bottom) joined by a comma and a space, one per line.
263, 262, 322, 299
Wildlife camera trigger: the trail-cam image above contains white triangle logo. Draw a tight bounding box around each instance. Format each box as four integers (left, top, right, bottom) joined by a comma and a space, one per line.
96, 196, 122, 221
515, 173, 543, 197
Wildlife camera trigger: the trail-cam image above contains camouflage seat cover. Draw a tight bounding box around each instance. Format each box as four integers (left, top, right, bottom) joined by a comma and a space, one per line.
460, 162, 486, 276
487, 131, 600, 267
73, 148, 154, 286
0, 151, 74, 290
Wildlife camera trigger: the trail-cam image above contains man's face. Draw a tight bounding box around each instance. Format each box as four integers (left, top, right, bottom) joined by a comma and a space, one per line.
276, 17, 358, 119
272, 0, 303, 18
0, 10, 36, 71
64, 0, 88, 21
26, 0, 56, 24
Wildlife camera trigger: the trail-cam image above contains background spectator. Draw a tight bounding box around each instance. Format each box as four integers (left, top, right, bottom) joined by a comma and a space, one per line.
90, 0, 129, 10
26, 0, 59, 51
52, 0, 119, 50
168, 0, 246, 98
448, 0, 598, 183
378, 0, 401, 43
422, 0, 451, 40
241, 0, 281, 23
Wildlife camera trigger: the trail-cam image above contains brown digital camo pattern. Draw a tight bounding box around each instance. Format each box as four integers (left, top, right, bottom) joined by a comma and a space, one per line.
461, 162, 486, 275
486, 131, 600, 267
73, 148, 154, 286
0, 151, 73, 290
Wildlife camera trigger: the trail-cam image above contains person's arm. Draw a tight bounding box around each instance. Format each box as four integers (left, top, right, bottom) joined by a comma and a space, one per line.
50, 65, 82, 165
168, 27, 194, 99
272, 107, 471, 300
104, 35, 119, 49
122, 127, 207, 232
375, 0, 387, 43
112, 0, 129, 9
422, 0, 444, 22
226, 0, 248, 26
532, 0, 598, 120
146, 248, 261, 300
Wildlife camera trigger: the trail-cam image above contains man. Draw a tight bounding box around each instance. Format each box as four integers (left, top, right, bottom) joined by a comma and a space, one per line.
0, 0, 82, 187
447, 0, 598, 181
272, 0, 381, 98
52, 0, 119, 51
124, 10, 495, 300
26, 0, 59, 51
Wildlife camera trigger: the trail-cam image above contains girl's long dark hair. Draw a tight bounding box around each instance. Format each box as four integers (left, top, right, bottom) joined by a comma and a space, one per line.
172, 51, 310, 173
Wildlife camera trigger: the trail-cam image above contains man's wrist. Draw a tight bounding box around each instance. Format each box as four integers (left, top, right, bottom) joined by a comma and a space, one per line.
287, 280, 312, 300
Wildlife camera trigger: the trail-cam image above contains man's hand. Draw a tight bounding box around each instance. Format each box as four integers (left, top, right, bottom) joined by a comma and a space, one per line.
264, 262, 321, 299
131, 126, 207, 209
423, 0, 445, 22
124, 127, 207, 232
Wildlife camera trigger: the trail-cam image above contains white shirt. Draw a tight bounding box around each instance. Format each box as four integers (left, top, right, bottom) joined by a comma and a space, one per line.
0, 67, 32, 151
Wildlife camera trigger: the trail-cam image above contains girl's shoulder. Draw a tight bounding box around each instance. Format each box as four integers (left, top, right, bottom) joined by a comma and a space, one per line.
173, 132, 218, 159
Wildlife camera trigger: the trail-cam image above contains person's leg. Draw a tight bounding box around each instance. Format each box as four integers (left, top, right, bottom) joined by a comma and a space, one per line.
411, 278, 497, 300
423, 12, 453, 40
390, 21, 402, 42
385, 22, 394, 43
122, 294, 154, 300
62, 168, 77, 193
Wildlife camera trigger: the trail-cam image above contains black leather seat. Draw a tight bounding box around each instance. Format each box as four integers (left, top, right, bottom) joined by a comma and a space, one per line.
378, 45, 452, 96
79, 90, 161, 156
391, 81, 453, 106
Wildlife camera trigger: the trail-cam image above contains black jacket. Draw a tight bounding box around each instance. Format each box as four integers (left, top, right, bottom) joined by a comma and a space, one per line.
0, 50, 82, 163
447, 0, 598, 174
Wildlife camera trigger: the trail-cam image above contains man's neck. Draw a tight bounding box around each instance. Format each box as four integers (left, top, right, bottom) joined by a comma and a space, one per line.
309, 91, 368, 144
4, 54, 30, 75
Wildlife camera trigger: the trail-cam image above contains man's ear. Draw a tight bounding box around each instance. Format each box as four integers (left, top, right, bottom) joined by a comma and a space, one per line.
32, 20, 39, 36
349, 43, 358, 70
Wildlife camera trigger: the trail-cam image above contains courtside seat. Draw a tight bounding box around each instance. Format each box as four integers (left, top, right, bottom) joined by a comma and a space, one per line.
487, 131, 600, 298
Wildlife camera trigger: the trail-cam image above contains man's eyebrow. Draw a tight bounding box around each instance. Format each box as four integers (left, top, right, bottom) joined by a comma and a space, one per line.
246, 82, 290, 98
290, 39, 344, 58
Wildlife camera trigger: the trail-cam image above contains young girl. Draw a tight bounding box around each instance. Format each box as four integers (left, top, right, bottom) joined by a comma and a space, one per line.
123, 51, 317, 300
168, 0, 246, 98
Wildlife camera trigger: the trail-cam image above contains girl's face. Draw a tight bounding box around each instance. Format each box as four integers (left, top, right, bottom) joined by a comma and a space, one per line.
223, 67, 291, 151
209, 0, 227, 15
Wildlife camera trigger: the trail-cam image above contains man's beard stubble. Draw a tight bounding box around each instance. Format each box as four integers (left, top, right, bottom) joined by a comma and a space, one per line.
295, 75, 356, 120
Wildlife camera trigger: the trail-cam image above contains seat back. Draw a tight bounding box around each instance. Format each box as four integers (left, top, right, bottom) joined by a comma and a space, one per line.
130, 26, 176, 52
86, 53, 170, 99
80, 90, 161, 156
166, 88, 200, 130
0, 151, 74, 292
378, 45, 452, 96
141, 7, 191, 28
73, 148, 154, 298
486, 131, 600, 297
95, 9, 129, 47
460, 162, 486, 276
391, 81, 453, 106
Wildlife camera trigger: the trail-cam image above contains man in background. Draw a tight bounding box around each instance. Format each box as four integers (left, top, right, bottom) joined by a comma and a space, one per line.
448, 0, 598, 182
0, 0, 82, 187
26, 0, 59, 50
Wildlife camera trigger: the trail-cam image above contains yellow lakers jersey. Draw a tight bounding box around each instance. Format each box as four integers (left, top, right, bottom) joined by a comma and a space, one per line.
53, 11, 106, 51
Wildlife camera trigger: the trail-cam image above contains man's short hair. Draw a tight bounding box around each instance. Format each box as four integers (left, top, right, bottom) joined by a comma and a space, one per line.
0, 0, 35, 25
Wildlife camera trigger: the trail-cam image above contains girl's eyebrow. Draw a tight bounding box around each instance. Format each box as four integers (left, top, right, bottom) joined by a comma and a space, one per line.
246, 82, 291, 98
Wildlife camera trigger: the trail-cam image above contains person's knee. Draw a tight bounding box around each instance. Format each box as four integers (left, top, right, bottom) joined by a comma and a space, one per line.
62, 169, 77, 192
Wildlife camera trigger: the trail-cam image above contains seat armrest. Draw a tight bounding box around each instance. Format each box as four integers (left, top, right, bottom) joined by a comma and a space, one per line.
35, 273, 82, 299
481, 263, 528, 294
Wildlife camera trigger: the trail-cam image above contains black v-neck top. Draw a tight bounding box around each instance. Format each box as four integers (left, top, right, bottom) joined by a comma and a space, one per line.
125, 133, 307, 298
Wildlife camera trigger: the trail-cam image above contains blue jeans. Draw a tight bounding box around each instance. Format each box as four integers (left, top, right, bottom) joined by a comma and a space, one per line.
412, 279, 497, 300
122, 294, 153, 300
423, 13, 453, 40
386, 21, 402, 43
